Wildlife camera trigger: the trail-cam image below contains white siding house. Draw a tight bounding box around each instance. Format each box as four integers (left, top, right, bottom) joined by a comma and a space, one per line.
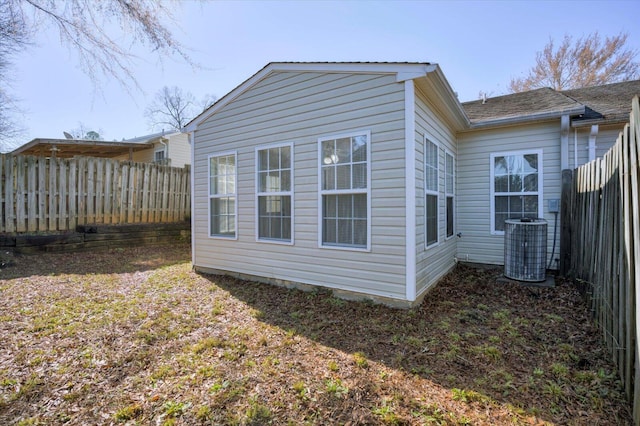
115, 131, 191, 168
185, 62, 640, 307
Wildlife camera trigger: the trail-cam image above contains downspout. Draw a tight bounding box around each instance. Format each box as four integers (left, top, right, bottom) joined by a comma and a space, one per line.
404, 80, 417, 302
560, 115, 569, 170
159, 129, 168, 164
588, 124, 599, 162
574, 128, 578, 169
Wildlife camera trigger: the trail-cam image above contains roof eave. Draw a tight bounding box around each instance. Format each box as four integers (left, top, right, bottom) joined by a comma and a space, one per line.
183, 62, 440, 133
427, 66, 471, 130
571, 116, 629, 128
464, 106, 586, 131
10, 138, 153, 156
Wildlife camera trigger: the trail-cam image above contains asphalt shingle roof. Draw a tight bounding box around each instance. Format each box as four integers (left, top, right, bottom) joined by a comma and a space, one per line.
462, 79, 640, 126
562, 80, 640, 123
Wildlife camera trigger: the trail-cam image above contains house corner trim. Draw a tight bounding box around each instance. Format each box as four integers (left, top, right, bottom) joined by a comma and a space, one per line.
189, 132, 196, 263
404, 80, 417, 302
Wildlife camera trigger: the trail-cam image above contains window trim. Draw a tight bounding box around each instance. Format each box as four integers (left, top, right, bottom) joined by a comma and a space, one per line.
317, 129, 371, 252
445, 149, 455, 240
208, 150, 238, 240
424, 137, 439, 249
489, 149, 544, 235
254, 142, 294, 245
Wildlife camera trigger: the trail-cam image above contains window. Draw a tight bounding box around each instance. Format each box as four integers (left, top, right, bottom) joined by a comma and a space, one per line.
257, 144, 292, 242
209, 152, 236, 238
424, 138, 438, 247
445, 151, 455, 238
154, 148, 167, 164
319, 131, 370, 249
490, 150, 543, 233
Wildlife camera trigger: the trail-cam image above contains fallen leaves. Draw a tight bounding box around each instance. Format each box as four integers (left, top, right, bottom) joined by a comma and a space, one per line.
0, 245, 632, 425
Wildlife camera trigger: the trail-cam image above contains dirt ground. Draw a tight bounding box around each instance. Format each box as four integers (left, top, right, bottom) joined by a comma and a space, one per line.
0, 244, 632, 425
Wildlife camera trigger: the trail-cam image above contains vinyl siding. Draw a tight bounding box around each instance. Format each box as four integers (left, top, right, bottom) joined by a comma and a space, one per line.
113, 146, 154, 163
167, 133, 190, 168
457, 121, 561, 267
414, 86, 457, 296
193, 71, 408, 300
111, 134, 190, 168
569, 124, 625, 168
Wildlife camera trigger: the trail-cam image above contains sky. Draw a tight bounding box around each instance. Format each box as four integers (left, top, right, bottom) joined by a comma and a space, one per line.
7, 0, 640, 148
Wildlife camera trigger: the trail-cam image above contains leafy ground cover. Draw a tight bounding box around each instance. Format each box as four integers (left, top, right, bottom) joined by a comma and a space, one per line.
0, 244, 631, 425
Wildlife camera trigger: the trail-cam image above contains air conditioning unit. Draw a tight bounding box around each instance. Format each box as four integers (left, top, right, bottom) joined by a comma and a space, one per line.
504, 218, 547, 282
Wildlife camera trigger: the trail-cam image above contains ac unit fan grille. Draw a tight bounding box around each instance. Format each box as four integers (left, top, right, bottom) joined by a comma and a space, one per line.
504, 218, 547, 282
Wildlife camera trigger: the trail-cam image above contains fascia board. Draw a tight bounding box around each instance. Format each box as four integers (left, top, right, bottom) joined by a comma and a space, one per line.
570, 117, 628, 128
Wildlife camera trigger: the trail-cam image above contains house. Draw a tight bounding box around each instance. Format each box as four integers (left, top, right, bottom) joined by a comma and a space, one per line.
184, 62, 639, 307
113, 131, 191, 168
11, 131, 191, 168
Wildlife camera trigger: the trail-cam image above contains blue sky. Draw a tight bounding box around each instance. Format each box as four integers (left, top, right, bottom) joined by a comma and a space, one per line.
8, 0, 640, 146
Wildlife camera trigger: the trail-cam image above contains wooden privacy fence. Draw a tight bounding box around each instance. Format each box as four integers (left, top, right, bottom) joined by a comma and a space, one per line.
562, 96, 640, 422
0, 154, 190, 233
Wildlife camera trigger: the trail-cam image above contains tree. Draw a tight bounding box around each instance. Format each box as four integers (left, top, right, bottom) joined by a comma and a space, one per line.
509, 32, 640, 93
0, 0, 29, 149
0, 0, 194, 145
145, 86, 216, 131
69, 123, 104, 140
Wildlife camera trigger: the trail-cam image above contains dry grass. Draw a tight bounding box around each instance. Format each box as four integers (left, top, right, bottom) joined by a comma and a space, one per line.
0, 244, 631, 425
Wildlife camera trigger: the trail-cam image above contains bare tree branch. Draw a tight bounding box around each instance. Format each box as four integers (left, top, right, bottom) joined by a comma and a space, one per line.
0, 0, 196, 146
509, 32, 640, 92
145, 86, 216, 131
0, 0, 30, 149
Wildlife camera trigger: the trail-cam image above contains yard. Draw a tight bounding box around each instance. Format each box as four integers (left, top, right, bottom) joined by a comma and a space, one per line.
0, 244, 631, 425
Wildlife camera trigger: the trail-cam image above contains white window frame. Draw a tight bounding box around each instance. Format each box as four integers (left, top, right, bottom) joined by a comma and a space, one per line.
255, 142, 294, 245
208, 151, 238, 239
317, 130, 371, 252
445, 150, 455, 240
424, 137, 439, 248
490, 149, 544, 235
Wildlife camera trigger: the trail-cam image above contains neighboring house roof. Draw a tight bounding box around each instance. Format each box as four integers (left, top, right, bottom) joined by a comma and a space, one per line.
462, 79, 640, 129
10, 131, 181, 158
183, 61, 469, 132
124, 131, 180, 144
11, 138, 153, 158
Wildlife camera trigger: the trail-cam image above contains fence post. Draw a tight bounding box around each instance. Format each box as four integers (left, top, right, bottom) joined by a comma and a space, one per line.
560, 169, 573, 276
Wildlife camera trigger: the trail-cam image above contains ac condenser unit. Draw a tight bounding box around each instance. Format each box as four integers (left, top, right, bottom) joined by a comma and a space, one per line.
504, 218, 547, 282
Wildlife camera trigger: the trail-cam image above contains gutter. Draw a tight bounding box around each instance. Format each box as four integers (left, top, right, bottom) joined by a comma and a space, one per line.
570, 117, 629, 128
462, 106, 586, 131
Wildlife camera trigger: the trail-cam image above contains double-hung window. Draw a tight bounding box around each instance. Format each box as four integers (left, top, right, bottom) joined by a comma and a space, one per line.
256, 144, 293, 242
425, 138, 439, 247
319, 131, 370, 250
490, 149, 543, 233
209, 152, 237, 238
445, 151, 455, 239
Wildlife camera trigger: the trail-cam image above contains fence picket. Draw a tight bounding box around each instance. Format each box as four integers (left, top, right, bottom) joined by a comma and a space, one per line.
0, 155, 4, 231
15, 156, 26, 232
69, 160, 77, 230
27, 156, 37, 232
4, 156, 14, 232
58, 159, 67, 230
